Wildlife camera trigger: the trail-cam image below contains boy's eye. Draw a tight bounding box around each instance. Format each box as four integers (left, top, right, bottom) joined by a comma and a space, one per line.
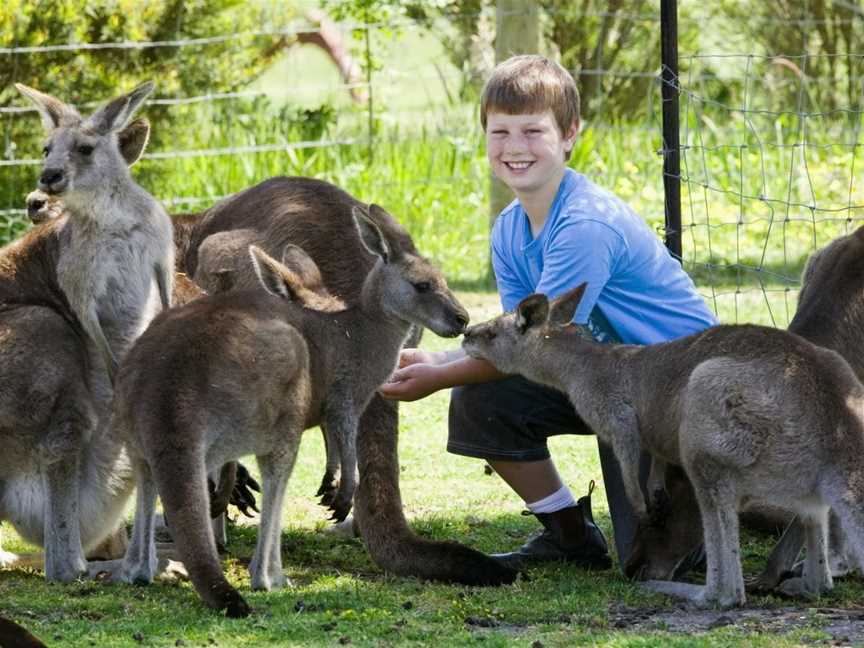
77, 144, 94, 156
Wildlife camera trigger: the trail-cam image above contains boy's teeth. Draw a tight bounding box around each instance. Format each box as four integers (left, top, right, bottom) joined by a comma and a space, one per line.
507, 161, 531, 169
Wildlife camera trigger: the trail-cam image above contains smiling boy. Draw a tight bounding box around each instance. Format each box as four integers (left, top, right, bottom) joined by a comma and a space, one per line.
380, 55, 717, 570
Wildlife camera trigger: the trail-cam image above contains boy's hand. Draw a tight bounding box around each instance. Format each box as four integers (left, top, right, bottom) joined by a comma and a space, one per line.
396, 348, 438, 369
380, 348, 446, 401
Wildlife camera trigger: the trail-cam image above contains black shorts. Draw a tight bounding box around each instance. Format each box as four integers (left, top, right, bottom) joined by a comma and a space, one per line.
447, 375, 593, 462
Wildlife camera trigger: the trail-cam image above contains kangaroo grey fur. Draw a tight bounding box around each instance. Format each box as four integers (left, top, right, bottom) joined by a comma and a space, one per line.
16, 82, 174, 384
463, 283, 864, 608
182, 176, 518, 588
111, 207, 468, 616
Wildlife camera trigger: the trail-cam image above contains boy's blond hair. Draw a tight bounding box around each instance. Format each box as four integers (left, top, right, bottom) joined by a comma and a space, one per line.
480, 54, 580, 144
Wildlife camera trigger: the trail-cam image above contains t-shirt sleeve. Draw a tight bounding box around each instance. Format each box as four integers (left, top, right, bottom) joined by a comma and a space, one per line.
491, 222, 529, 312
535, 218, 626, 324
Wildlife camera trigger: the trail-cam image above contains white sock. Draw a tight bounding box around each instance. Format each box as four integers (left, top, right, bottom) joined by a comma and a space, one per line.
526, 485, 577, 514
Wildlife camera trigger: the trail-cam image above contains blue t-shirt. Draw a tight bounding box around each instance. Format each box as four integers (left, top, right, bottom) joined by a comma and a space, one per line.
491, 168, 718, 344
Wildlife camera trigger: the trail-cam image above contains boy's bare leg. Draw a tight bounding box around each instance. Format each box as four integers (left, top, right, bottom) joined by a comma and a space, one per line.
488, 457, 610, 570
491, 446, 649, 569
488, 458, 563, 502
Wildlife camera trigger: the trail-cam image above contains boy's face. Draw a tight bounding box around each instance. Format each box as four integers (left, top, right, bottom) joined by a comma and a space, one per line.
485, 109, 577, 196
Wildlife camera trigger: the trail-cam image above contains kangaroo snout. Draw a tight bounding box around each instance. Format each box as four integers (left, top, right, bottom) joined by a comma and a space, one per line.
39, 168, 67, 194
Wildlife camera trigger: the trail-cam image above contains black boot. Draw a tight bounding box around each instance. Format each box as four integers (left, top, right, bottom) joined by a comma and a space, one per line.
491, 481, 612, 571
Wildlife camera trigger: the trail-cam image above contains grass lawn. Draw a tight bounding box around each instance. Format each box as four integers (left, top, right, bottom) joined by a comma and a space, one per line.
2, 290, 864, 647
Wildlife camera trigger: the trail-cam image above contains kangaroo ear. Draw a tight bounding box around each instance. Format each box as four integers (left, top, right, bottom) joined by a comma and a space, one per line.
87, 81, 154, 135
281, 244, 324, 290
548, 283, 588, 327
352, 206, 391, 263
515, 294, 550, 333
15, 83, 79, 130
249, 245, 304, 300
118, 117, 150, 166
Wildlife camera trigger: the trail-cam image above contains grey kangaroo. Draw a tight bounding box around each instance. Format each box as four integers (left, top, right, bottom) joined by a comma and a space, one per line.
16, 82, 174, 384
627, 226, 864, 592
0, 106, 161, 581
111, 206, 468, 616
463, 283, 864, 608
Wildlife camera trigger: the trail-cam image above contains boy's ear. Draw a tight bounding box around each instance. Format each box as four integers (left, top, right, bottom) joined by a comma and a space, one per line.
563, 118, 580, 153
548, 283, 587, 327
515, 294, 550, 333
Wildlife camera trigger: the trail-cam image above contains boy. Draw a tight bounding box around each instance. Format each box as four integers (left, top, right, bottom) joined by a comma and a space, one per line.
380, 55, 717, 570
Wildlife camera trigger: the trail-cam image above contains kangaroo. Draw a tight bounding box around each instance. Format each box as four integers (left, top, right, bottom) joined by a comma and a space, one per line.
194, 228, 346, 507
627, 226, 864, 592
463, 283, 864, 607
0, 105, 160, 582
109, 207, 468, 616
16, 82, 174, 384
181, 176, 516, 593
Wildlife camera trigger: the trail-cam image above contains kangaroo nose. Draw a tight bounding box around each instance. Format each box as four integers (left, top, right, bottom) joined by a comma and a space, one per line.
454, 312, 469, 332
40, 168, 64, 188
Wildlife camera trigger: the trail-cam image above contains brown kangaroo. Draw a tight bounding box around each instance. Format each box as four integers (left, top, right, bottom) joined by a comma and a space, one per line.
112, 207, 470, 616
181, 176, 519, 587
463, 283, 864, 607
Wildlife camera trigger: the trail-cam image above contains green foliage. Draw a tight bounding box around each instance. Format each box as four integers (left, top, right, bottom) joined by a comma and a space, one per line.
0, 0, 300, 160
715, 0, 864, 114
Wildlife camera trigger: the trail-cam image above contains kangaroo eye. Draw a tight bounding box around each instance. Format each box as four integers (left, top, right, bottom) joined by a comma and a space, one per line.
42, 146, 50, 157
77, 144, 94, 156
486, 330, 497, 340
413, 281, 431, 293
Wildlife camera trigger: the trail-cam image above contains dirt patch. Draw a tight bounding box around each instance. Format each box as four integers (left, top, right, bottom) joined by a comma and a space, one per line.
609, 603, 864, 645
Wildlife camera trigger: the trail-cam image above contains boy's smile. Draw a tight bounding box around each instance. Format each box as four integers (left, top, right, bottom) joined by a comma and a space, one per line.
486, 109, 578, 226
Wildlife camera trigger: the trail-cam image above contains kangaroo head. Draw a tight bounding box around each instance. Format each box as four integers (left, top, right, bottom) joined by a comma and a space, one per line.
248, 244, 346, 313
462, 282, 587, 373
15, 82, 154, 208
24, 117, 152, 225
352, 204, 468, 338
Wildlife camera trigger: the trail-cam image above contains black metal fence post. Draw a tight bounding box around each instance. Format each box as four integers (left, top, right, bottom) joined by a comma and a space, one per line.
661, 0, 682, 262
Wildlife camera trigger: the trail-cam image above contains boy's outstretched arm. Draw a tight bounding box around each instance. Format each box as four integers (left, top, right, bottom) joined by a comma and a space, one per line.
379, 348, 508, 402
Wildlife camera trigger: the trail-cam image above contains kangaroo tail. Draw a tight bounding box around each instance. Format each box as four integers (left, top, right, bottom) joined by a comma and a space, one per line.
151, 445, 250, 617
354, 395, 517, 586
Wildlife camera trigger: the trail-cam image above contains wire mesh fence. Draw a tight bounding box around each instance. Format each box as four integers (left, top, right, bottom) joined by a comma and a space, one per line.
1, 3, 862, 324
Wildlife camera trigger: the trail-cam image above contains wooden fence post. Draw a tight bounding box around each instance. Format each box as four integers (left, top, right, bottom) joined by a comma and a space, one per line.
488, 0, 540, 280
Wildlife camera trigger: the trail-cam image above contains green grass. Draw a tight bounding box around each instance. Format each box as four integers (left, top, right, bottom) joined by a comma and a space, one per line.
2, 289, 862, 647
